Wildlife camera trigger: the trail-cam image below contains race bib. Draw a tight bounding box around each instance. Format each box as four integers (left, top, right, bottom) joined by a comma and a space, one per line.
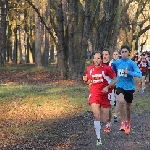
141, 63, 146, 67
117, 69, 127, 77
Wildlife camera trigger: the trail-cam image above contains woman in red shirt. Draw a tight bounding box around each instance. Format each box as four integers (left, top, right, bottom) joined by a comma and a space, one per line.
83, 52, 117, 145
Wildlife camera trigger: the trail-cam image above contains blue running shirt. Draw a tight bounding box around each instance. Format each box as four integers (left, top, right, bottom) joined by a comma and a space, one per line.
112, 58, 142, 90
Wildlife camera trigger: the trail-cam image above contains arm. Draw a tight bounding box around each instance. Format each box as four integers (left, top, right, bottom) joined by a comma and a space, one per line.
102, 66, 118, 93
102, 77, 117, 93
83, 66, 92, 85
83, 74, 91, 85
125, 62, 142, 78
112, 62, 117, 75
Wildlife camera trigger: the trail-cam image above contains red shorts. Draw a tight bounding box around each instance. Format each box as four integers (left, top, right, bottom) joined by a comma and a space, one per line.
88, 93, 111, 108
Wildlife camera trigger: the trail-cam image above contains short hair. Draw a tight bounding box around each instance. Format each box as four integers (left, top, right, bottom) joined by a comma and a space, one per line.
141, 53, 145, 56
121, 45, 131, 52
92, 51, 101, 56
102, 48, 110, 55
92, 51, 102, 59
113, 50, 119, 54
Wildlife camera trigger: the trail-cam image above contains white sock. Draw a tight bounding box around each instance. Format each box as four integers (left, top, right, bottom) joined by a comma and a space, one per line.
94, 121, 101, 139
106, 122, 111, 127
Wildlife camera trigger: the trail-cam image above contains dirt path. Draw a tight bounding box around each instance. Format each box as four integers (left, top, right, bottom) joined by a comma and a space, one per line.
1, 85, 150, 150
2, 110, 150, 150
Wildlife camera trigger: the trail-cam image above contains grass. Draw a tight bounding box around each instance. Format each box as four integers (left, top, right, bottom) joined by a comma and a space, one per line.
132, 92, 150, 113
0, 83, 90, 115
0, 64, 57, 73
0, 81, 90, 146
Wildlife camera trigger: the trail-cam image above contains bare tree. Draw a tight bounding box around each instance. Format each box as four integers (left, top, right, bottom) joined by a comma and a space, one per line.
0, 0, 7, 66
34, 0, 42, 67
95, 0, 121, 53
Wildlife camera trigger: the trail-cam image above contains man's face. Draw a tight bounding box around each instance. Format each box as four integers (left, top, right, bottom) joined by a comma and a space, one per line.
93, 53, 102, 66
141, 55, 145, 59
121, 48, 129, 59
113, 52, 119, 60
102, 51, 110, 62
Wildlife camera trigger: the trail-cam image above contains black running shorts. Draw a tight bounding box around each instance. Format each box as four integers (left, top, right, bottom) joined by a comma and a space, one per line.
116, 87, 135, 103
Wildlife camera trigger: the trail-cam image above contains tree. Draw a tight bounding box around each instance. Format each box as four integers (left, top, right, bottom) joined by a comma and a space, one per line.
118, 0, 150, 53
0, 0, 7, 66
95, 0, 121, 53
34, 0, 42, 67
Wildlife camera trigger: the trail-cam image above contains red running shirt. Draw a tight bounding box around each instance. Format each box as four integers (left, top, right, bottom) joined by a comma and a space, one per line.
86, 64, 116, 96
138, 59, 148, 73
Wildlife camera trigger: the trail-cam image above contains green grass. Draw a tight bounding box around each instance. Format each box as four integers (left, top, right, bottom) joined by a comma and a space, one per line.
0, 65, 90, 122
0, 83, 90, 113
0, 64, 57, 72
132, 94, 150, 113
0, 81, 90, 145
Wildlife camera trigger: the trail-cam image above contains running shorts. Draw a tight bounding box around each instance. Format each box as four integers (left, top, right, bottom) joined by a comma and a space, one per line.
116, 87, 135, 103
88, 93, 111, 108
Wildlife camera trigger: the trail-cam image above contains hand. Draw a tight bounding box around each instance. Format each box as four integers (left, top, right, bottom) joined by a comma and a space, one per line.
124, 68, 128, 74
102, 86, 109, 93
83, 74, 88, 82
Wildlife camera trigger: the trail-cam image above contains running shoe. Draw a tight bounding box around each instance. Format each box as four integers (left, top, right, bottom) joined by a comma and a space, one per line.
96, 139, 102, 146
104, 126, 111, 133
141, 89, 144, 94
125, 123, 130, 134
114, 116, 118, 122
119, 121, 126, 131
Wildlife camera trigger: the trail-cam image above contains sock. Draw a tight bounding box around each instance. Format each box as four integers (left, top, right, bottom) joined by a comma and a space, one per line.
106, 122, 111, 127
127, 120, 130, 124
114, 113, 117, 117
121, 120, 124, 123
94, 121, 101, 139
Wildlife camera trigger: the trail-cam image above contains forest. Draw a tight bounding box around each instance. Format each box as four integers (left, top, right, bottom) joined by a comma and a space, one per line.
0, 0, 150, 79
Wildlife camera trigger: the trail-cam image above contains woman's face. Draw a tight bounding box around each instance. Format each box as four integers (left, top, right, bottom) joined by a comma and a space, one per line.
113, 52, 119, 60
93, 53, 102, 66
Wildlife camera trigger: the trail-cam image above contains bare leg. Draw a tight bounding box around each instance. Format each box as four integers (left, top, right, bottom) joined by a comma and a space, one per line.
118, 93, 125, 122
101, 107, 111, 132
108, 108, 112, 122
142, 76, 145, 90
126, 103, 131, 123
114, 95, 120, 117
91, 103, 101, 120
101, 107, 110, 123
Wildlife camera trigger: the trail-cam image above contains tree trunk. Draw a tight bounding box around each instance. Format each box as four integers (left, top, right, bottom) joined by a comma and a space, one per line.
34, 0, 42, 67
0, 0, 7, 66
67, 0, 97, 79
96, 0, 121, 53
56, 0, 67, 79
42, 0, 50, 66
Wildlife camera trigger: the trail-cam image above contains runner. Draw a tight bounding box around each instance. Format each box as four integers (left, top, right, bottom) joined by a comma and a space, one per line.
83, 52, 117, 145
146, 52, 150, 85
112, 45, 142, 134
137, 53, 148, 93
110, 50, 120, 122
102, 48, 114, 132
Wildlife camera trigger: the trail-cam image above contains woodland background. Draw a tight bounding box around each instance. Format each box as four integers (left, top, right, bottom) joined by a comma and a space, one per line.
0, 1, 150, 149
0, 0, 150, 80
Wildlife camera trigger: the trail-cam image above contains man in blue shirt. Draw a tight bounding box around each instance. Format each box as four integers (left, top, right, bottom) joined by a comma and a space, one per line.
112, 45, 142, 134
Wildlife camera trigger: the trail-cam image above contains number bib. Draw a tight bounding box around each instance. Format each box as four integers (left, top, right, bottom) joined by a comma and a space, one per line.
118, 69, 127, 77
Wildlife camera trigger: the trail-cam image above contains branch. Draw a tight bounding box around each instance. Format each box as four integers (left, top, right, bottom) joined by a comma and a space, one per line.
133, 24, 150, 40
25, 0, 57, 44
